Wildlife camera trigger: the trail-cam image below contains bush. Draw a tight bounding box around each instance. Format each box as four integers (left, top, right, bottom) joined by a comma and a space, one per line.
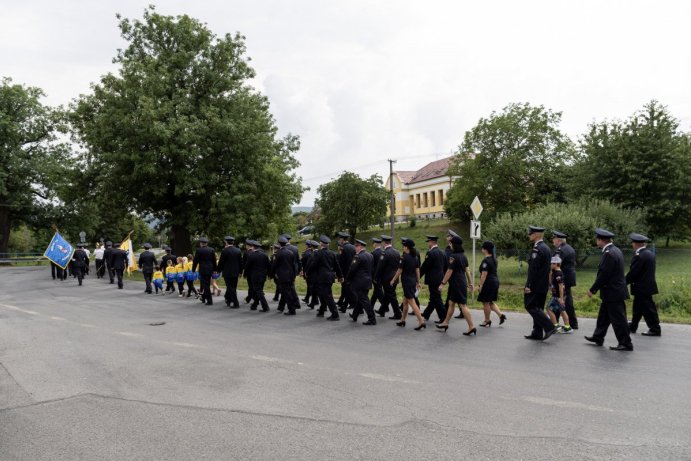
409, 216, 417, 228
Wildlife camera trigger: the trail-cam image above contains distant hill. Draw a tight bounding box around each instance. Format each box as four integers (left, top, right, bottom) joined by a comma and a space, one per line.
292, 206, 313, 214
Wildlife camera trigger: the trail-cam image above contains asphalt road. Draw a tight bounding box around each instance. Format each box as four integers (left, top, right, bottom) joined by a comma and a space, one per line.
1, 266, 690, 460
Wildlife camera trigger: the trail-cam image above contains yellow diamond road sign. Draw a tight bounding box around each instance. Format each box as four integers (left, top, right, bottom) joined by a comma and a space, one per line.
470, 196, 483, 220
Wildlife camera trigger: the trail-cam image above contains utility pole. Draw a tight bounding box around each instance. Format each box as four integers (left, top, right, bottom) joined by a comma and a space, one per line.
388, 159, 396, 239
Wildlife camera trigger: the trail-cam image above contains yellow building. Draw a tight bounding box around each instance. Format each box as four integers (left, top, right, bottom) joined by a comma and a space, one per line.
385, 156, 456, 222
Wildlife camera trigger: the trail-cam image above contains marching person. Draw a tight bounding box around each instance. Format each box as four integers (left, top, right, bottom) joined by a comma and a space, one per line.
110, 244, 128, 289
160, 246, 178, 293
391, 238, 426, 330
103, 241, 115, 284
243, 240, 270, 311
347, 239, 376, 325
369, 237, 384, 310
523, 226, 557, 341
217, 236, 242, 308
336, 231, 356, 313
374, 235, 402, 319
585, 229, 633, 351
308, 235, 343, 320
420, 235, 447, 323
436, 235, 475, 335
72, 243, 89, 286
184, 254, 199, 298
447, 229, 464, 319
192, 237, 218, 306
301, 240, 316, 307
476, 240, 506, 327
626, 233, 660, 336
94, 243, 105, 278
137, 242, 157, 294
272, 236, 300, 315
552, 230, 578, 329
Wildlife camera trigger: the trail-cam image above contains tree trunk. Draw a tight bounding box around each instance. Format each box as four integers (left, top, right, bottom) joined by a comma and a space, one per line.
171, 224, 193, 257
666, 236, 670, 248
0, 206, 10, 255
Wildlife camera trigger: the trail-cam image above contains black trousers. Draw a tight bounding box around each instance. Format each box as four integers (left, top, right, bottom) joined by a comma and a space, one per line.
249, 278, 269, 310
74, 264, 85, 285
50, 262, 58, 279
278, 280, 299, 313
115, 269, 124, 288
524, 292, 553, 338
223, 275, 239, 306
423, 285, 446, 320
143, 271, 153, 293
352, 285, 375, 321
630, 294, 660, 334
370, 282, 384, 308
564, 285, 578, 328
186, 280, 198, 296
593, 300, 633, 347
95, 259, 105, 278
199, 273, 212, 304
316, 283, 339, 316
380, 280, 401, 317
108, 265, 115, 283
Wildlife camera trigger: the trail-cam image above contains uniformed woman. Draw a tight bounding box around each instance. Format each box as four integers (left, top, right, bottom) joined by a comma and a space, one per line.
477, 240, 506, 327
391, 238, 425, 330
436, 236, 476, 335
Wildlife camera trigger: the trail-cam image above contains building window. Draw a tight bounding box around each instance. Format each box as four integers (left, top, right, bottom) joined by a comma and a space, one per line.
423, 193, 428, 208
416, 194, 420, 208
438, 190, 444, 205
431, 192, 436, 207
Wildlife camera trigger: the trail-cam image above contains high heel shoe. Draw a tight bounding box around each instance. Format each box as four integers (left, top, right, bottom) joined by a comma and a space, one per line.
435, 324, 449, 332
396, 321, 406, 327
499, 314, 507, 325
463, 328, 477, 336
414, 323, 426, 331
480, 320, 492, 327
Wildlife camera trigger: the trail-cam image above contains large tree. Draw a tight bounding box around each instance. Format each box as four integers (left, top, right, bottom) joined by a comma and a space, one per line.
0, 77, 68, 254
575, 101, 691, 245
444, 103, 575, 220
70, 7, 303, 255
314, 172, 388, 241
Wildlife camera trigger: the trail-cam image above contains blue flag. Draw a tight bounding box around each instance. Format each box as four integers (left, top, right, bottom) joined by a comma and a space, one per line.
43, 232, 75, 269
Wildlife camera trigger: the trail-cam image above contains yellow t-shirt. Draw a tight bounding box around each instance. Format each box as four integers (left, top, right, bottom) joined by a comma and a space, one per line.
175, 263, 184, 273
153, 270, 163, 281
184, 261, 194, 272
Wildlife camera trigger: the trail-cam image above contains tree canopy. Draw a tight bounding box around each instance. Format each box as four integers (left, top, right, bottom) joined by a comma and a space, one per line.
70, 7, 303, 255
314, 172, 388, 241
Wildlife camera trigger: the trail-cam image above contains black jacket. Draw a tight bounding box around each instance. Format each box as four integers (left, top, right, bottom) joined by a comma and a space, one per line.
308, 247, 342, 285
301, 248, 313, 276
626, 247, 658, 296
138, 250, 158, 273
554, 243, 577, 287
103, 248, 113, 268
375, 245, 400, 283
339, 243, 356, 273
244, 249, 270, 282
272, 246, 297, 283
590, 243, 630, 302
192, 246, 218, 275
160, 253, 177, 272
217, 245, 243, 278
420, 246, 447, 286
346, 250, 373, 290
371, 247, 383, 277
72, 249, 89, 268
110, 248, 129, 271
525, 240, 551, 294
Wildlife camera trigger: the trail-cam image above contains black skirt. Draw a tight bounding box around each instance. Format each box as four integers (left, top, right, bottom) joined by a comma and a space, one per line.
448, 281, 467, 304
401, 277, 417, 299
477, 280, 499, 302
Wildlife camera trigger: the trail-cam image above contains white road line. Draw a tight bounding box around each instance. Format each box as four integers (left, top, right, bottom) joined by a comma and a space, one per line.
50, 316, 66, 321
172, 342, 207, 349
358, 373, 420, 384
117, 332, 143, 337
0, 302, 39, 315
79, 323, 96, 328
522, 396, 614, 413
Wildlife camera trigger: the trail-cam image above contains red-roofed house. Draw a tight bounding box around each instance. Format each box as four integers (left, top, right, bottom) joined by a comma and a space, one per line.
385, 156, 457, 221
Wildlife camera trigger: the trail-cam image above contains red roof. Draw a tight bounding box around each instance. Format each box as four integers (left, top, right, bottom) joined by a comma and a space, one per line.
396, 171, 416, 183
403, 156, 453, 185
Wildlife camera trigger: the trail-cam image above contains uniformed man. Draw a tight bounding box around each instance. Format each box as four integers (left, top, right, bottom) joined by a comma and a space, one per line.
585, 229, 633, 351
447, 229, 464, 319
420, 235, 447, 323
138, 242, 157, 294
272, 236, 300, 315
626, 233, 660, 336
72, 243, 89, 286
552, 230, 578, 329
335, 231, 356, 313
369, 238, 385, 309
243, 240, 270, 311
110, 244, 128, 289
347, 239, 376, 325
307, 235, 343, 320
217, 236, 243, 308
301, 240, 317, 308
159, 246, 177, 292
374, 235, 402, 319
192, 237, 218, 306
523, 225, 557, 341
103, 241, 115, 284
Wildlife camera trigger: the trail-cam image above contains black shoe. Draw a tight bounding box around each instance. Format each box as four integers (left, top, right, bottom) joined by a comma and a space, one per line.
628, 322, 637, 334
463, 327, 477, 336
376, 309, 387, 317
435, 324, 449, 332
302, 298, 309, 303
414, 323, 427, 331
316, 312, 325, 318
362, 319, 376, 326
610, 344, 634, 351
524, 335, 542, 340
284, 311, 296, 316
250, 306, 258, 311
338, 307, 347, 313
543, 328, 557, 341
641, 330, 661, 337
434, 320, 442, 324
206, 302, 213, 306
272, 296, 280, 301
454, 313, 464, 319
326, 315, 339, 321
584, 336, 604, 346
389, 315, 402, 320
349, 314, 357, 322
499, 314, 507, 325
277, 308, 284, 312
261, 307, 269, 312
308, 304, 316, 310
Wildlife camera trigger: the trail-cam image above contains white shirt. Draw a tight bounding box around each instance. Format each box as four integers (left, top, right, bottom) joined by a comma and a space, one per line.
94, 248, 105, 259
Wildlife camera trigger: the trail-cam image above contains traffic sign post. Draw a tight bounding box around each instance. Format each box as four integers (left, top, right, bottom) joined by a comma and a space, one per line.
469, 198, 482, 300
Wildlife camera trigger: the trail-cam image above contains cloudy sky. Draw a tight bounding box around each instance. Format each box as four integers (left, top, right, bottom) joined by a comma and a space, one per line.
2, 1, 690, 206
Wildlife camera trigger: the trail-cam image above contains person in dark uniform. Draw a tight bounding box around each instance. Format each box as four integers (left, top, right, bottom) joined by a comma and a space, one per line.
391, 238, 425, 329
192, 237, 218, 306
110, 245, 128, 289
347, 239, 376, 325
243, 240, 270, 311
301, 240, 320, 308
375, 235, 402, 319
436, 235, 475, 334
217, 236, 243, 308
476, 240, 506, 326
72, 243, 89, 286
523, 226, 557, 341
369, 238, 385, 310
160, 246, 177, 292
308, 235, 343, 320
447, 229, 464, 319
138, 242, 157, 294
336, 232, 356, 313
552, 230, 578, 329
626, 233, 660, 336
272, 236, 300, 315
270, 243, 281, 302
103, 241, 115, 284
420, 235, 448, 323
585, 228, 633, 351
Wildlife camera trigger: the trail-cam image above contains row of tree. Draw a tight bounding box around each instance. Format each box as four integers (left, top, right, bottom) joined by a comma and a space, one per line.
1, 7, 304, 255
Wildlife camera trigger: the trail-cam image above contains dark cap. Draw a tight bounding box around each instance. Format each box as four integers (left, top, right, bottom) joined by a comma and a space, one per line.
336, 231, 350, 239
425, 235, 438, 242
77, 242, 84, 248
254, 240, 263, 248
245, 238, 254, 246
629, 233, 649, 243
528, 225, 545, 235
481, 240, 493, 251
105, 241, 113, 247
595, 228, 615, 239
371, 237, 382, 243
402, 238, 415, 248
552, 230, 568, 239
164, 245, 171, 252
283, 234, 292, 240
224, 236, 235, 242
199, 236, 209, 243
381, 235, 393, 241
319, 235, 331, 244
308, 240, 319, 247
451, 235, 463, 245
278, 236, 288, 245
143, 242, 152, 249
355, 239, 366, 246
447, 229, 459, 238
